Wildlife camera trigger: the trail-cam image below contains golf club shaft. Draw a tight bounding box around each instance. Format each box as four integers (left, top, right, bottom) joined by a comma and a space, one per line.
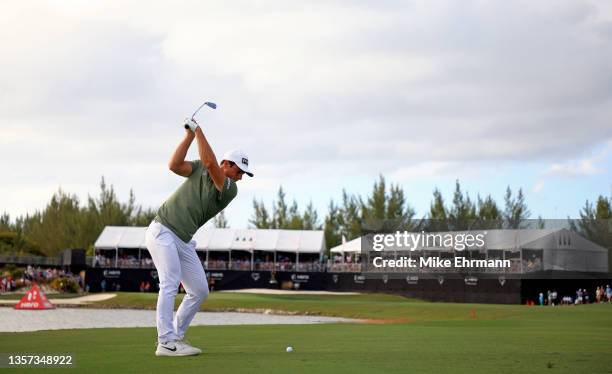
192, 102, 209, 119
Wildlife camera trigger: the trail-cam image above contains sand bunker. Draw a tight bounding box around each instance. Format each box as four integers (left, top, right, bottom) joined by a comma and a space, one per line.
0, 308, 356, 332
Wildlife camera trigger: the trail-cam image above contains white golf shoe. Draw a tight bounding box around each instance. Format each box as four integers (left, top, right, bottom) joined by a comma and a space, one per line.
155, 340, 202, 357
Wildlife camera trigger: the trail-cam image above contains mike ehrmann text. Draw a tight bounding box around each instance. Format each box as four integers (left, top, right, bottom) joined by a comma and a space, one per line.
371, 256, 511, 268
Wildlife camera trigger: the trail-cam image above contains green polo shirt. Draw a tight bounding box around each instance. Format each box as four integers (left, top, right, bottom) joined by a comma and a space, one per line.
155, 160, 237, 243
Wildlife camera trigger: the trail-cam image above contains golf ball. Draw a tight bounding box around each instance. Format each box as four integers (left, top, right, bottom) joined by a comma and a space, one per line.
286, 346, 294, 353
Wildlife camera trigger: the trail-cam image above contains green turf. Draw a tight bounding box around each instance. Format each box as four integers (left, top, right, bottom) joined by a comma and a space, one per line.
2, 293, 612, 373
92, 291, 605, 322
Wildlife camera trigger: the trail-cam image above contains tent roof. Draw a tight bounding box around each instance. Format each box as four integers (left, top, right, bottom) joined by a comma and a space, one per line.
94, 226, 147, 249
95, 226, 325, 253
330, 237, 362, 253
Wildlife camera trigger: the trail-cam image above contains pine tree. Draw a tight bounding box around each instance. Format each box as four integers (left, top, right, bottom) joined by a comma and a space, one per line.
428, 188, 449, 231
273, 187, 288, 229
324, 200, 342, 252
213, 210, 229, 228
364, 175, 387, 220
249, 199, 271, 229
287, 200, 303, 229
449, 180, 476, 230
386, 184, 415, 231
503, 186, 530, 228
22, 189, 83, 255
0, 212, 11, 231
475, 194, 502, 229
574, 195, 612, 270
302, 201, 320, 230
340, 190, 363, 240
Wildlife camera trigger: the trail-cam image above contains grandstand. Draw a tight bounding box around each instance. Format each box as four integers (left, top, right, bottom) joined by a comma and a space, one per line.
86, 226, 610, 303
93, 226, 325, 272
330, 228, 609, 274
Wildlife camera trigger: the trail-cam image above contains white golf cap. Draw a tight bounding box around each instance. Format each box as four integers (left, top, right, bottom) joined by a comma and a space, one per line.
222, 149, 254, 177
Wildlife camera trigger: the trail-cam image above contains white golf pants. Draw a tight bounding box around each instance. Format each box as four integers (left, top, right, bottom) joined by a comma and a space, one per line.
145, 220, 209, 343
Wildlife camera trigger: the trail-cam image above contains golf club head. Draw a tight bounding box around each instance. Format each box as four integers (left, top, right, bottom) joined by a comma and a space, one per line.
192, 100, 218, 119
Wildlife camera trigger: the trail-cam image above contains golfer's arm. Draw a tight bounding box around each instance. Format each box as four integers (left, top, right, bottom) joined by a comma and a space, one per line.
194, 127, 225, 191
168, 132, 194, 177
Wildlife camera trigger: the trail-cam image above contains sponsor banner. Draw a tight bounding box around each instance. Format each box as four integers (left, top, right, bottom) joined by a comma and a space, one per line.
290, 274, 310, 283
102, 270, 121, 278
353, 275, 366, 284
209, 272, 224, 280
406, 275, 419, 285
464, 276, 478, 286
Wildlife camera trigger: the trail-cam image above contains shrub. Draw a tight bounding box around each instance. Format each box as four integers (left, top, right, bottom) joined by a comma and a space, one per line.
50, 277, 81, 293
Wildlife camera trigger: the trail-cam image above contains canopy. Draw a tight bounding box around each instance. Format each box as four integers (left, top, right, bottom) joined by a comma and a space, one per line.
95, 226, 326, 254
330, 237, 361, 254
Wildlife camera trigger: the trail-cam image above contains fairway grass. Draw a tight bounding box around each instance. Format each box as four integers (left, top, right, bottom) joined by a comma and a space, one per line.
2, 293, 612, 373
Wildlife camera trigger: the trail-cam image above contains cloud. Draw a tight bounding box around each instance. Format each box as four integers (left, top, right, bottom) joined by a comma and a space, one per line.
546, 141, 610, 177
532, 181, 545, 193
2, 1, 612, 224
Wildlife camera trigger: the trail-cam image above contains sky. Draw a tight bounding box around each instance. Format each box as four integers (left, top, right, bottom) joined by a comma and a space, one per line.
1, 0, 611, 228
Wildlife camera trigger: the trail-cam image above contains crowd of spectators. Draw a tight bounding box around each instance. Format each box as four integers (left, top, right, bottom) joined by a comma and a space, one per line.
205, 260, 229, 270
93, 252, 114, 267
229, 259, 252, 271
537, 285, 612, 306
254, 261, 275, 271
94, 252, 155, 269
275, 255, 295, 271
296, 261, 325, 272
23, 265, 66, 282
86, 250, 557, 275
328, 253, 361, 272
201, 259, 326, 272
1, 265, 84, 293
0, 274, 16, 292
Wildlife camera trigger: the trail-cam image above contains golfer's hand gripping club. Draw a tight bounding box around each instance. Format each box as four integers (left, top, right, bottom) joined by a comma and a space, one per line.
183, 118, 199, 132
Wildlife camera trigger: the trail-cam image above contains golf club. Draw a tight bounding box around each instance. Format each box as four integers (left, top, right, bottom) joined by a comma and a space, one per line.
185, 101, 217, 129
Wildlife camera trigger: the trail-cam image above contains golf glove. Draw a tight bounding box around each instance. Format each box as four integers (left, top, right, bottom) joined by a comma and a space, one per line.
183, 118, 199, 132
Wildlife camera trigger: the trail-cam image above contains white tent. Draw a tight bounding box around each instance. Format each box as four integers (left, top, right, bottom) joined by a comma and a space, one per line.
330, 237, 361, 254
95, 226, 325, 253
331, 229, 608, 273
190, 228, 325, 253
94, 226, 326, 269
94, 226, 148, 267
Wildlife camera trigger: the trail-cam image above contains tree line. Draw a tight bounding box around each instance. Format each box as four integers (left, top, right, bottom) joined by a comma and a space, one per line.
0, 175, 610, 257
0, 178, 156, 257
250, 177, 534, 250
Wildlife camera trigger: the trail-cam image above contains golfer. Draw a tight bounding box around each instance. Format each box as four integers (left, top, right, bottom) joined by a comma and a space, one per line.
146, 117, 253, 356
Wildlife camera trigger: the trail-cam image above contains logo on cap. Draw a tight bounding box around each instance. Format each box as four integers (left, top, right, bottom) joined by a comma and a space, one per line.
242, 157, 248, 166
